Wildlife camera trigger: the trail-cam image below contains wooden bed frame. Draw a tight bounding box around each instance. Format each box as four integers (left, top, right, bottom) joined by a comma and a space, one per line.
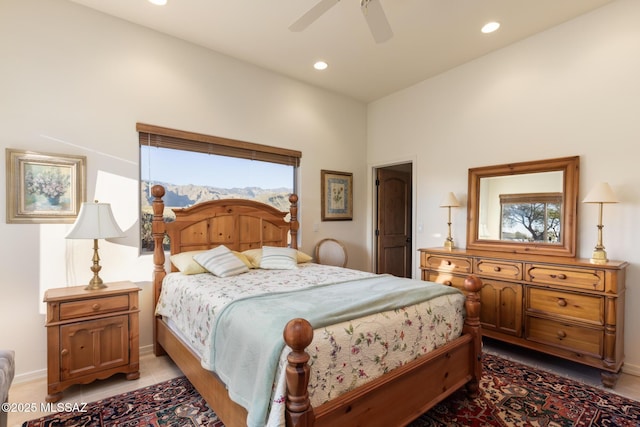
151, 184, 482, 427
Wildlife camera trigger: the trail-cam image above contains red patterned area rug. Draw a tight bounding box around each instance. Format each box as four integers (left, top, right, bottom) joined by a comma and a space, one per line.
22, 353, 640, 427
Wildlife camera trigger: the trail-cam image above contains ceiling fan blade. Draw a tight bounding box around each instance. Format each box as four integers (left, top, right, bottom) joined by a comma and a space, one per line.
289, 0, 341, 32
361, 0, 393, 43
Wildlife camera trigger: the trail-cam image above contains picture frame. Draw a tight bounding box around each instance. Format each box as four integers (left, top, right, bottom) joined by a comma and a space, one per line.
321, 169, 353, 221
6, 149, 86, 224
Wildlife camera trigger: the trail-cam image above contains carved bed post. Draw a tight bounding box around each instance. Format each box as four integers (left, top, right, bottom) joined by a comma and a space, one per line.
151, 185, 167, 356
289, 194, 299, 250
463, 275, 482, 397
283, 318, 315, 427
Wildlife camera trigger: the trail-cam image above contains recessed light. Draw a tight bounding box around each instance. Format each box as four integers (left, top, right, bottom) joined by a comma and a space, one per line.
314, 61, 328, 71
481, 22, 500, 34
148, 0, 167, 5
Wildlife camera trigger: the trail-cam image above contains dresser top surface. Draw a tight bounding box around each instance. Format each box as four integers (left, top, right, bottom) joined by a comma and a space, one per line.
419, 247, 628, 270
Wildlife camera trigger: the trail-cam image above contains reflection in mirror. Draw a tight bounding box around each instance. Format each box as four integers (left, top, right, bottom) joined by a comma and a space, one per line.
478, 171, 563, 243
467, 156, 579, 257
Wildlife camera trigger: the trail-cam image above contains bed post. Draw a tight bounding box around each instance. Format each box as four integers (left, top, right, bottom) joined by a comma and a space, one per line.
463, 275, 482, 397
151, 185, 167, 356
289, 194, 299, 250
283, 318, 315, 427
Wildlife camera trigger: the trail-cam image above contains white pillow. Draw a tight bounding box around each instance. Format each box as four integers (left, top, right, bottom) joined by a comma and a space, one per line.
242, 248, 313, 268
259, 246, 298, 270
194, 245, 249, 277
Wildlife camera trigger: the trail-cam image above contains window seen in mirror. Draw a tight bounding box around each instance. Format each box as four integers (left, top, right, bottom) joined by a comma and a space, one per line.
499, 193, 562, 243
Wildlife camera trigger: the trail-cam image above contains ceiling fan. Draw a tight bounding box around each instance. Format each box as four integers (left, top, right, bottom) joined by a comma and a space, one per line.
289, 0, 393, 44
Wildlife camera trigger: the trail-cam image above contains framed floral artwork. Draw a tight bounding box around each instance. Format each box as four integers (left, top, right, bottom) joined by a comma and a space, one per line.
321, 169, 353, 221
6, 149, 86, 223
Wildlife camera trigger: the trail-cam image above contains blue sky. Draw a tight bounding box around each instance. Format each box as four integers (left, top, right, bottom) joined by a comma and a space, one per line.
140, 146, 293, 189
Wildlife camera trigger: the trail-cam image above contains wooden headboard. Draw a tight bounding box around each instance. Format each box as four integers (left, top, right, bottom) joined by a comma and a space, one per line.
150, 185, 299, 303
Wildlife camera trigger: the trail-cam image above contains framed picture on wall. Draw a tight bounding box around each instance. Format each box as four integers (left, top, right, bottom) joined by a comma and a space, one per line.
321, 169, 353, 221
6, 149, 86, 223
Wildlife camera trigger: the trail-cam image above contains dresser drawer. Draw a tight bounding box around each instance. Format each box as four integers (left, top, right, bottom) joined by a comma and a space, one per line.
423, 271, 467, 292
526, 264, 604, 291
526, 288, 603, 325
526, 316, 603, 357
60, 295, 130, 320
475, 258, 523, 280
421, 254, 472, 274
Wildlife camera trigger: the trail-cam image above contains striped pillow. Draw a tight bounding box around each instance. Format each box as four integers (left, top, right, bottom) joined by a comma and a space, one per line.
193, 245, 249, 277
259, 246, 298, 270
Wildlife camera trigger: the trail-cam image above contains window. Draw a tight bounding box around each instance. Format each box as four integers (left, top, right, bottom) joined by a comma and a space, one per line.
138, 123, 301, 251
499, 193, 562, 243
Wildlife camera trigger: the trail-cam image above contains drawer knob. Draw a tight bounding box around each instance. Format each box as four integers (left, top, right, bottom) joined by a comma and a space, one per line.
61, 348, 69, 357
445, 260, 451, 266
557, 330, 567, 339
92, 303, 101, 311
557, 298, 567, 307
444, 281, 452, 286
493, 266, 501, 272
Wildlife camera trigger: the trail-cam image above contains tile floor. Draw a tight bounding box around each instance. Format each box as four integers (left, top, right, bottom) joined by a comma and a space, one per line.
7, 340, 640, 427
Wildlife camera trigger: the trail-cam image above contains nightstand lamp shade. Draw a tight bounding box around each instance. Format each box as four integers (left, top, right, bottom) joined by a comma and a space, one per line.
66, 201, 125, 290
582, 182, 618, 264
440, 192, 461, 249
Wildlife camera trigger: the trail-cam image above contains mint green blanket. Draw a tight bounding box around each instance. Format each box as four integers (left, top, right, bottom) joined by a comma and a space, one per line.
211, 274, 462, 427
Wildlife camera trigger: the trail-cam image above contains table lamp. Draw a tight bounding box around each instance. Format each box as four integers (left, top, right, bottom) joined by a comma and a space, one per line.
66, 201, 125, 290
440, 192, 461, 249
582, 182, 618, 264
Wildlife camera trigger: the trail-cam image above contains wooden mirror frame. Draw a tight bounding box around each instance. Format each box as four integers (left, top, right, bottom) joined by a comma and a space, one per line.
466, 156, 580, 257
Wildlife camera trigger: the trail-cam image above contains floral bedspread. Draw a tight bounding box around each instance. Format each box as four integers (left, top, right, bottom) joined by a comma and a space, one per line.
155, 263, 466, 427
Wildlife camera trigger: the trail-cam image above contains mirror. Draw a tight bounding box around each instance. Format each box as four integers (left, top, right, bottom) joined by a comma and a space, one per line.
466, 156, 579, 257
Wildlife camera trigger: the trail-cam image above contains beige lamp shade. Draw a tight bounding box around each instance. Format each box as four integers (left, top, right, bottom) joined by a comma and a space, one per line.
582, 183, 619, 204
66, 201, 125, 239
440, 192, 460, 208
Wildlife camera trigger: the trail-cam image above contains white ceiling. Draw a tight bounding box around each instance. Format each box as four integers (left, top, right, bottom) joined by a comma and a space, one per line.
68, 0, 614, 102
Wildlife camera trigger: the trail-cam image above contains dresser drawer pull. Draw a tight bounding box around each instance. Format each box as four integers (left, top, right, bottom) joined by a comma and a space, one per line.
61, 348, 69, 357
549, 273, 567, 280
556, 330, 567, 339
444, 281, 452, 286
445, 260, 452, 265
556, 298, 567, 307
92, 303, 101, 311
493, 266, 501, 272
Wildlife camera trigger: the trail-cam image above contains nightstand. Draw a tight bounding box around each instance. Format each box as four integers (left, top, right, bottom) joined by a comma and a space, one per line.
44, 281, 141, 402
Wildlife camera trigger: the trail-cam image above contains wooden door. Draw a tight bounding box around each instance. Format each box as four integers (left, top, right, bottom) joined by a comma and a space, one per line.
376, 166, 412, 277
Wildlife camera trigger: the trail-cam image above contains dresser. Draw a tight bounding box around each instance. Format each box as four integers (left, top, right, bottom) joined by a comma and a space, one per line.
44, 281, 141, 402
419, 247, 627, 386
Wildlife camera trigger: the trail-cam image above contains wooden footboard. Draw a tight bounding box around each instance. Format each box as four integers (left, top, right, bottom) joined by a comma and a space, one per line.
282, 275, 482, 427
151, 185, 482, 427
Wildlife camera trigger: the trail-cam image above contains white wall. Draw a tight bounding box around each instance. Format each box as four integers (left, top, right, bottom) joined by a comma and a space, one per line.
0, 0, 367, 380
367, 0, 640, 373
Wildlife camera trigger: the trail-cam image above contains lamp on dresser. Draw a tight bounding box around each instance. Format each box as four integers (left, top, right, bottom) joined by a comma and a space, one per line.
66, 200, 125, 290
440, 192, 460, 249
582, 182, 618, 264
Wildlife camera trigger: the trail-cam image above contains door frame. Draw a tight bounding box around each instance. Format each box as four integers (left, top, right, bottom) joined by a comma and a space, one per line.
370, 158, 417, 278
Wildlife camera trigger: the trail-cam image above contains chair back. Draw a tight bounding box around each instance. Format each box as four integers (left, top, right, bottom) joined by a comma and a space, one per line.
315, 238, 348, 267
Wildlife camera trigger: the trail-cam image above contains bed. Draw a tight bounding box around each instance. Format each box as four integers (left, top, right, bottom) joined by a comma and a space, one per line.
150, 184, 482, 427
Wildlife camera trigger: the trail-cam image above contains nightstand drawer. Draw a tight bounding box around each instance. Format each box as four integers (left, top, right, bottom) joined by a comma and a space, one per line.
60, 295, 130, 320
526, 316, 603, 357
421, 254, 472, 274
526, 264, 604, 291
527, 288, 603, 325
475, 258, 523, 280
